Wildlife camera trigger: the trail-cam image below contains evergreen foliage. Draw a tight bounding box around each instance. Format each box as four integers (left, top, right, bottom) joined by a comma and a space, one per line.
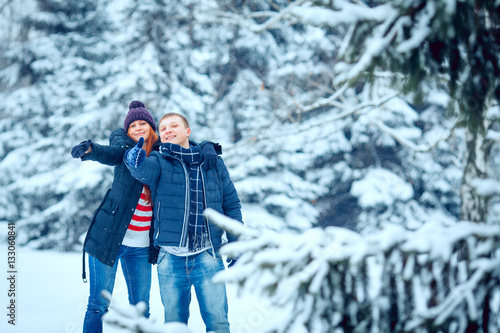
299, 0, 500, 133
0, 1, 499, 332
207, 208, 500, 332
0, 1, 494, 249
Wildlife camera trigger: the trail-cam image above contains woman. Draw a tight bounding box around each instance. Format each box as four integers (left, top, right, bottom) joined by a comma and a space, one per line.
71, 100, 218, 333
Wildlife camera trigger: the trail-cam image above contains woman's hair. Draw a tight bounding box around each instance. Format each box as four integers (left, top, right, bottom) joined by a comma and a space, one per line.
127, 125, 158, 204
159, 112, 190, 128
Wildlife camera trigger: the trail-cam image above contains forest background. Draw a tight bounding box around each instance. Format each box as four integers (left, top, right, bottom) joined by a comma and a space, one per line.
0, 0, 499, 332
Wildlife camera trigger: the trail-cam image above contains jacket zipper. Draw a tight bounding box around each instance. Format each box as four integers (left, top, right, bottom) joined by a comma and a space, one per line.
200, 169, 216, 258
176, 157, 190, 247
155, 200, 161, 240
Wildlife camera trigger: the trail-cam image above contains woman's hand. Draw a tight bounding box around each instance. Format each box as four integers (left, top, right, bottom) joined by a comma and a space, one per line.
71, 140, 92, 158
200, 143, 218, 170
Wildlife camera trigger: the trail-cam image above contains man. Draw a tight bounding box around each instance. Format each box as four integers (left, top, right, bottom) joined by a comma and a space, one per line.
124, 112, 242, 332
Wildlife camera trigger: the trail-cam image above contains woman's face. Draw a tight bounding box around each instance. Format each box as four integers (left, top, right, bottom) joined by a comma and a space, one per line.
128, 120, 151, 143
159, 116, 191, 148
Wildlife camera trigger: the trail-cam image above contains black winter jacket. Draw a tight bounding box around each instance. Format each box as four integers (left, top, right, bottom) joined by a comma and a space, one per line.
81, 129, 159, 280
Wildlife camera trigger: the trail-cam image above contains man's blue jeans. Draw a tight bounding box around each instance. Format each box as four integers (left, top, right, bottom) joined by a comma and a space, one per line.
157, 248, 230, 333
83, 245, 151, 333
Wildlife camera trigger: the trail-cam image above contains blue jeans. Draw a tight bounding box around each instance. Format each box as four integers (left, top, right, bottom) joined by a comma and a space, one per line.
83, 245, 152, 333
157, 248, 230, 333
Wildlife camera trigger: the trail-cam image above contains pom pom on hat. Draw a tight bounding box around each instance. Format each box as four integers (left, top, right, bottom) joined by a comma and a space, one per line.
129, 100, 145, 109
124, 100, 157, 132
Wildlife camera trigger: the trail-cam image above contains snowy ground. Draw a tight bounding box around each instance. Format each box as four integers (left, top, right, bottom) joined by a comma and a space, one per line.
0, 241, 285, 333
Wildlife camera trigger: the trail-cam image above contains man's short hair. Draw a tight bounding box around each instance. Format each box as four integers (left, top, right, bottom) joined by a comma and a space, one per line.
159, 112, 190, 128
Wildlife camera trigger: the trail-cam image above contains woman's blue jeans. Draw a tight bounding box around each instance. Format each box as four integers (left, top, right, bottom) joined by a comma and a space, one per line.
157, 248, 230, 333
83, 245, 151, 333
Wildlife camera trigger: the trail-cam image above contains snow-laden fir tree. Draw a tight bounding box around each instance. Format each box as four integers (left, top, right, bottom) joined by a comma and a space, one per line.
0, 1, 498, 332
206, 209, 500, 332
280, 0, 500, 225
0, 0, 482, 251
211, 0, 467, 233
0, 0, 117, 249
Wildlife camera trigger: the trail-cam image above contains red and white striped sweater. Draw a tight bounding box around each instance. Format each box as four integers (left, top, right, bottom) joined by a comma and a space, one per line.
122, 187, 152, 247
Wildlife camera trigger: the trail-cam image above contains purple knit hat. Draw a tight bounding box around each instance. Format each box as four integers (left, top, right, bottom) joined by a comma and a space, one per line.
124, 100, 157, 132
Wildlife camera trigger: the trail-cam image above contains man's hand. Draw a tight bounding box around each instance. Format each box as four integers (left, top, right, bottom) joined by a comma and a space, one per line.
125, 137, 146, 168
227, 257, 238, 268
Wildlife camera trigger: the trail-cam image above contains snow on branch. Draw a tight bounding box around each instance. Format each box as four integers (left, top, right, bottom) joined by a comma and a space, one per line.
204, 208, 259, 238
470, 178, 500, 196
195, 0, 310, 33
207, 209, 500, 332
333, 12, 409, 84
229, 89, 402, 148
295, 83, 349, 113
290, 0, 393, 27
487, 129, 500, 141
370, 117, 460, 152
249, 0, 310, 33
101, 290, 198, 333
283, 1, 445, 86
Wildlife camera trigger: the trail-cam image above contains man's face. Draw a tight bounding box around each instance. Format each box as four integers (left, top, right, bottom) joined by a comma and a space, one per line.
159, 116, 191, 148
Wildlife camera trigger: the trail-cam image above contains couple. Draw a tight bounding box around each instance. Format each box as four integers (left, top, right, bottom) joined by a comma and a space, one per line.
71, 100, 242, 333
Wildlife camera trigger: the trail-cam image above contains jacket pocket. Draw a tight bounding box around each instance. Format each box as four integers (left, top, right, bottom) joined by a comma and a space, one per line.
101, 197, 119, 216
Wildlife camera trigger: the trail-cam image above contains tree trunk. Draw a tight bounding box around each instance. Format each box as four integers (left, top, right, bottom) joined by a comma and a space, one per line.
460, 125, 493, 223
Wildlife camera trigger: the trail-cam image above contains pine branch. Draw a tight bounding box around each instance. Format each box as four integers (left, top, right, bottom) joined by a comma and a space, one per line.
370, 117, 460, 153
204, 208, 259, 238
224, 88, 402, 151
248, 0, 310, 33
208, 209, 500, 332
101, 290, 195, 333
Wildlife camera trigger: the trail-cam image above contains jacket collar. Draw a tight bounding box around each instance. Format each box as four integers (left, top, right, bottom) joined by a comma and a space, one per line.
159, 141, 200, 157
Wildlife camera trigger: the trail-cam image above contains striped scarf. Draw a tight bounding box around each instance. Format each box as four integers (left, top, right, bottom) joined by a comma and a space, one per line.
162, 143, 207, 252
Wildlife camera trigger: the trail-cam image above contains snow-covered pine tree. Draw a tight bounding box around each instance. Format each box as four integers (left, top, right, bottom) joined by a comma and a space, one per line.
0, 0, 117, 249
284, 0, 500, 224
0, 0, 473, 249
211, 0, 464, 233
206, 209, 500, 332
